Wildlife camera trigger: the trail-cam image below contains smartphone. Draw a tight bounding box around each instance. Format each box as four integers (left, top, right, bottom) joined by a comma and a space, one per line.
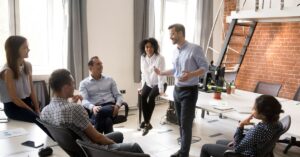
21, 140, 44, 148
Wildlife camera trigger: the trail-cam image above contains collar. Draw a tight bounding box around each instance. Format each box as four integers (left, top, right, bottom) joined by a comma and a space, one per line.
88, 74, 104, 81
52, 97, 68, 103
177, 41, 188, 50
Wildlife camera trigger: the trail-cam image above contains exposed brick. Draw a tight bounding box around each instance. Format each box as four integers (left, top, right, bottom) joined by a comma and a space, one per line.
223, 0, 300, 99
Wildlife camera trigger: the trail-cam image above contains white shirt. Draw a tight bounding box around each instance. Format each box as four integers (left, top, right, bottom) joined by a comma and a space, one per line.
140, 54, 166, 93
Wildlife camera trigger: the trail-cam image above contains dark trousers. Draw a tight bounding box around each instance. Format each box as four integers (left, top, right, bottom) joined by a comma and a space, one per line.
91, 102, 114, 134
106, 131, 144, 153
173, 86, 198, 157
4, 97, 53, 139
141, 83, 167, 123
200, 140, 232, 157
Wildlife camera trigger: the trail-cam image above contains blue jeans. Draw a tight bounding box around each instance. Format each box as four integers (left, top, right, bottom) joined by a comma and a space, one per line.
173, 86, 198, 157
91, 102, 114, 134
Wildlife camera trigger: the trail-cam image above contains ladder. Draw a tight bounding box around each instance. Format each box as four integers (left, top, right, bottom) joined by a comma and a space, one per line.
215, 19, 257, 82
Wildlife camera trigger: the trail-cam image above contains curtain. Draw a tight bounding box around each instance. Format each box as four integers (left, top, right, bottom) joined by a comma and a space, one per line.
195, 0, 213, 62
133, 0, 153, 83
67, 0, 89, 88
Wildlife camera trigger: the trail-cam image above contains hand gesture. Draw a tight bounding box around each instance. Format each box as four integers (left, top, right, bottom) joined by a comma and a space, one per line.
154, 66, 161, 75
239, 114, 254, 128
92, 106, 102, 115
72, 95, 83, 103
179, 71, 191, 82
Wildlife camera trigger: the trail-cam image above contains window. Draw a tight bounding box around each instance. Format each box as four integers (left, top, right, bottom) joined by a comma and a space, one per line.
0, 0, 68, 75
154, 0, 198, 69
0, 0, 10, 65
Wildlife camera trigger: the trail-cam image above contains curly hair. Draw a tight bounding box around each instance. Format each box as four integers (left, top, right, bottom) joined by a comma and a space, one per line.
139, 38, 160, 57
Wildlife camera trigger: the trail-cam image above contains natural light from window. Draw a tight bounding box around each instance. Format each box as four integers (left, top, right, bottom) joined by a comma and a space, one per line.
154, 0, 197, 69
0, 0, 10, 67
0, 0, 68, 75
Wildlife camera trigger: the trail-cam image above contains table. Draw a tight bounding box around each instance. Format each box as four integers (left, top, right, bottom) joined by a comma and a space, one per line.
160, 86, 300, 138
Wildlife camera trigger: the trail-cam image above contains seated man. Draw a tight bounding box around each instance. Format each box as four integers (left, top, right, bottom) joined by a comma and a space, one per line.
41, 69, 144, 153
79, 56, 123, 134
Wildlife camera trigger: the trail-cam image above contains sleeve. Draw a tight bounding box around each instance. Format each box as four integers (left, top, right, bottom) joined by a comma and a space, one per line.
72, 105, 90, 131
111, 78, 123, 106
140, 56, 146, 89
79, 81, 94, 111
194, 46, 208, 74
233, 125, 266, 153
157, 55, 166, 93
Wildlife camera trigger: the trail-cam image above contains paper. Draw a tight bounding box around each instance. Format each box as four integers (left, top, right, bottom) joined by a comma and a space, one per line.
209, 100, 233, 111
0, 128, 28, 139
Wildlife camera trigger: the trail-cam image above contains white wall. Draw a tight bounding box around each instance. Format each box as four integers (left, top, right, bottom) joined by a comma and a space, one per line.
212, 0, 224, 63
87, 0, 140, 107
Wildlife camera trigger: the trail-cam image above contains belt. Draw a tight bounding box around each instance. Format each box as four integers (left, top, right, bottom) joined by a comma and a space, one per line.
175, 85, 198, 91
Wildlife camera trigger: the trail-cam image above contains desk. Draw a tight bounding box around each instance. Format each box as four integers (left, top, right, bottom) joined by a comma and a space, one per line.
161, 86, 300, 138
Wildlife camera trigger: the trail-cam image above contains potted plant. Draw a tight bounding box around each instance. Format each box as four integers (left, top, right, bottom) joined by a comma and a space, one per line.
213, 86, 223, 99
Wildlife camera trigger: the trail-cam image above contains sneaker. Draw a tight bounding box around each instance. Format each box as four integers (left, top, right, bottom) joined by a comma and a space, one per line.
142, 123, 153, 136
170, 150, 180, 157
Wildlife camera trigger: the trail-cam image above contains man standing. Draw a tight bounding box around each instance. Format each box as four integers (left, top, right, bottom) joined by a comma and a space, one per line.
155, 24, 208, 157
41, 69, 144, 153
79, 56, 123, 134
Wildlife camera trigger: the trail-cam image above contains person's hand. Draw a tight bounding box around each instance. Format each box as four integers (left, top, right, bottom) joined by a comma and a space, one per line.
239, 114, 254, 128
227, 141, 234, 147
112, 105, 120, 117
92, 106, 102, 115
154, 66, 161, 75
138, 88, 142, 95
179, 71, 191, 82
35, 107, 41, 115
72, 95, 83, 103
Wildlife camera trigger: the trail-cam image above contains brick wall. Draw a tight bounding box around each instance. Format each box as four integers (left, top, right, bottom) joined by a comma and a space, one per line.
224, 0, 300, 99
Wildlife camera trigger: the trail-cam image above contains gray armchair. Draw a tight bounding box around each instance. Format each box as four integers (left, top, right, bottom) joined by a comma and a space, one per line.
254, 81, 281, 97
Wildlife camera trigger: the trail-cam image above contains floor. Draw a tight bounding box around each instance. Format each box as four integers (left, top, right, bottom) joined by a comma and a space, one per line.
0, 102, 300, 157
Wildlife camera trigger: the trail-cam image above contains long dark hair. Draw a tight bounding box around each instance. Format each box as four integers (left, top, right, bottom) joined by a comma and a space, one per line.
4, 35, 29, 79
139, 38, 160, 57
254, 95, 284, 123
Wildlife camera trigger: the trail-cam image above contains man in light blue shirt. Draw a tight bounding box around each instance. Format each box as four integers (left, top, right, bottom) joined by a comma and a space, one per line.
155, 24, 208, 157
79, 56, 123, 134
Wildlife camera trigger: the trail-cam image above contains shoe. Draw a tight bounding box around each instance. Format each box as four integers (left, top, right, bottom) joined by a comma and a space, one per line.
140, 121, 146, 129
170, 150, 180, 157
142, 123, 153, 136
38, 147, 53, 157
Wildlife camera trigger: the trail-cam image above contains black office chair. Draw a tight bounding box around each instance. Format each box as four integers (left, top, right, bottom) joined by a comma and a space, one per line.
277, 87, 300, 154
36, 118, 85, 157
254, 81, 282, 97
224, 115, 291, 157
76, 140, 150, 157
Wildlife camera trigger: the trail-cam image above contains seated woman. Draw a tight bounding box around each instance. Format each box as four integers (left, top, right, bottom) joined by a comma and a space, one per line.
200, 95, 284, 157
0, 36, 51, 138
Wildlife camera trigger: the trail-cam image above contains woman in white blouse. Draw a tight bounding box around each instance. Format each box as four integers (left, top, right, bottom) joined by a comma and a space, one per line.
139, 38, 167, 136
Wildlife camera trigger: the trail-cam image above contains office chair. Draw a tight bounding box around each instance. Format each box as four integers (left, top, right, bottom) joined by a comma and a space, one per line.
278, 87, 300, 154
33, 80, 50, 110
224, 115, 291, 157
36, 118, 86, 157
76, 140, 151, 157
254, 81, 282, 97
